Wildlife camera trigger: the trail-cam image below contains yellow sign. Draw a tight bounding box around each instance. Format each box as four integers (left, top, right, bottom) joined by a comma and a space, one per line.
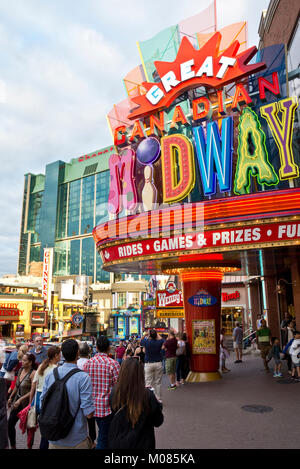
156, 309, 184, 318
192, 319, 216, 354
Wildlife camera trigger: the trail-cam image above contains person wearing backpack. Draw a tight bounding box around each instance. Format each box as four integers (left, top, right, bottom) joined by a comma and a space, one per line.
108, 357, 164, 449
39, 339, 94, 449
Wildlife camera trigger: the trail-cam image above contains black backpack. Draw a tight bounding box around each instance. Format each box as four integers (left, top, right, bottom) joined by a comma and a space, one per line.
39, 367, 81, 441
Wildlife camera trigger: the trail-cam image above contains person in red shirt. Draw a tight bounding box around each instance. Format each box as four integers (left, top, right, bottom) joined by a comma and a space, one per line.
114, 341, 126, 365
83, 336, 119, 449
163, 331, 178, 390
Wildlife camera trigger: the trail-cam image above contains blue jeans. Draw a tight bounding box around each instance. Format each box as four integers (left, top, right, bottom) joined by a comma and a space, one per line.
31, 391, 49, 449
95, 414, 113, 449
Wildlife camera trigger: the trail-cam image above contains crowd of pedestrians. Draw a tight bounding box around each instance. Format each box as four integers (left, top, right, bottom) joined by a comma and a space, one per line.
255, 314, 300, 380
0, 314, 299, 450
0, 331, 169, 449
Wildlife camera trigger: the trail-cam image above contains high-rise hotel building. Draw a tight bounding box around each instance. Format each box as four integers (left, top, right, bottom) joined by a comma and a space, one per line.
18, 145, 115, 283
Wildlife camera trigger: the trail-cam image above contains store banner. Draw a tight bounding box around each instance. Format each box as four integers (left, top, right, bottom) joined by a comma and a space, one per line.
192, 319, 216, 354
30, 311, 48, 327
16, 324, 25, 337
157, 309, 184, 318
42, 248, 53, 310
156, 290, 183, 308
129, 317, 139, 335
117, 317, 126, 339
0, 306, 20, 320
188, 290, 217, 307
101, 221, 300, 263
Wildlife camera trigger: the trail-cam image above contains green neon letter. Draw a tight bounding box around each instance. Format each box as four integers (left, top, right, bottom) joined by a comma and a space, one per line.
234, 107, 279, 195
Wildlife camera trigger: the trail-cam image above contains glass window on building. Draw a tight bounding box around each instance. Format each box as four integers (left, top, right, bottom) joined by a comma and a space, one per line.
288, 20, 300, 73
95, 171, 109, 226
118, 292, 126, 308
81, 237, 94, 278
81, 176, 95, 234
67, 179, 81, 237
18, 175, 30, 275
27, 191, 43, 243
288, 20, 300, 105
70, 239, 80, 275
30, 245, 41, 263
54, 241, 69, 276
128, 292, 139, 307
56, 184, 68, 239
96, 250, 110, 283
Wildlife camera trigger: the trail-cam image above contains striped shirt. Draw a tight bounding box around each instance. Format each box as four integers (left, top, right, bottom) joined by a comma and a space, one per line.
83, 353, 119, 417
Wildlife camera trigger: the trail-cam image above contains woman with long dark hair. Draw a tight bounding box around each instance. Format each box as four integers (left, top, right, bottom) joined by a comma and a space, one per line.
108, 357, 163, 449
28, 345, 61, 449
7, 353, 36, 449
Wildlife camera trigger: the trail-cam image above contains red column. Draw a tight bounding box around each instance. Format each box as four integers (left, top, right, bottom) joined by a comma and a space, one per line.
181, 270, 223, 382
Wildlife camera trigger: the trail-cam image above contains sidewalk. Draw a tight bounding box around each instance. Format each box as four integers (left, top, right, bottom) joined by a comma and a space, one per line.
13, 353, 300, 450
156, 352, 300, 449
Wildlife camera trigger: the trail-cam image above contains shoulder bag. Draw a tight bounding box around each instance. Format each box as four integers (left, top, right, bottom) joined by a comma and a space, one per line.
27, 387, 37, 429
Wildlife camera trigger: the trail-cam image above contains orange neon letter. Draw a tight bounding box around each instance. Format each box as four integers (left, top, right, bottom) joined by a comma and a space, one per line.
161, 134, 195, 204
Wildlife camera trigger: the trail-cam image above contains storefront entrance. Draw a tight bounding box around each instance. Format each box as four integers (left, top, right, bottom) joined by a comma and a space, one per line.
0, 322, 13, 338
221, 307, 244, 336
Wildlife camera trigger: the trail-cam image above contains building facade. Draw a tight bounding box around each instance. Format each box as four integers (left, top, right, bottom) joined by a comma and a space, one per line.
18, 145, 115, 283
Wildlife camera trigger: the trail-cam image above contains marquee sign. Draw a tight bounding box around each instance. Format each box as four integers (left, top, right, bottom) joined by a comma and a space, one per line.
105, 31, 299, 218
93, 19, 300, 276
100, 220, 300, 266
128, 33, 266, 119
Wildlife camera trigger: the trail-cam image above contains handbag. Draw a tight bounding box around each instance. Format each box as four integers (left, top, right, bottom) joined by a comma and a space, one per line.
4, 370, 15, 381
27, 392, 37, 429
176, 345, 186, 356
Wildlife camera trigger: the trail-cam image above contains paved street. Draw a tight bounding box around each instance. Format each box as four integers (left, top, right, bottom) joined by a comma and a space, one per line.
11, 351, 300, 450
156, 352, 300, 449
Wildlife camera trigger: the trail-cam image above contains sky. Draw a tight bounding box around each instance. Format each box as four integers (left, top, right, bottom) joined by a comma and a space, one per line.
0, 0, 270, 277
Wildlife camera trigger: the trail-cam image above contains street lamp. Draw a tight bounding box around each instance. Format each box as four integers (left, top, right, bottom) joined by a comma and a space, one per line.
275, 278, 293, 295
49, 311, 54, 340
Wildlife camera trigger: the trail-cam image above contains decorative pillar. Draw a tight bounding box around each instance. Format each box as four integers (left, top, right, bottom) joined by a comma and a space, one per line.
180, 270, 223, 382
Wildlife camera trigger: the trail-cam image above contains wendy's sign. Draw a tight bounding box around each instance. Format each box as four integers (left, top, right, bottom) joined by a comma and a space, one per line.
105, 31, 299, 217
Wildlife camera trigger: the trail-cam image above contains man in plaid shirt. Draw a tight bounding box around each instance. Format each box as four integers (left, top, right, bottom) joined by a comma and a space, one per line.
83, 336, 119, 449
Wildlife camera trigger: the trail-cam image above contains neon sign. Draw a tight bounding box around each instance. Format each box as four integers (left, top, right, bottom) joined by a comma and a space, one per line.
129, 33, 265, 119
106, 31, 299, 216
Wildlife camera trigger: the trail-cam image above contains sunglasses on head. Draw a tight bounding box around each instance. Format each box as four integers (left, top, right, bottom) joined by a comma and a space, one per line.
129, 356, 140, 362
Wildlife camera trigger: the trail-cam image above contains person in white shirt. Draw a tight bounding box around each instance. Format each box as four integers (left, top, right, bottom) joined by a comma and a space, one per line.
77, 342, 91, 370
29, 345, 61, 449
77, 341, 96, 447
289, 332, 300, 381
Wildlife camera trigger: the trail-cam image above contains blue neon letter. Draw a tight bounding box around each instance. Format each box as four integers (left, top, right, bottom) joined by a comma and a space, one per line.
192, 117, 233, 195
